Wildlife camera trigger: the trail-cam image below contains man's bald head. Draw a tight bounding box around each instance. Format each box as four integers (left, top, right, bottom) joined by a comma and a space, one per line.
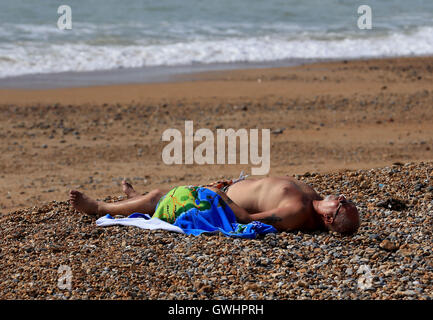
315, 195, 360, 235
328, 201, 360, 234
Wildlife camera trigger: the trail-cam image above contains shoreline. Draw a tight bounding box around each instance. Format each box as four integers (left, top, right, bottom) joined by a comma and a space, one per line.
0, 58, 319, 90
0, 55, 432, 106
0, 54, 430, 90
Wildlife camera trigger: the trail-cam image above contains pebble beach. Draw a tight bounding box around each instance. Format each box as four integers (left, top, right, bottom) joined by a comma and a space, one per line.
0, 161, 431, 300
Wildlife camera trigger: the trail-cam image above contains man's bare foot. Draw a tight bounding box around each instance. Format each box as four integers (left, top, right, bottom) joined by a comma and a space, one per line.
122, 180, 139, 199
69, 190, 101, 216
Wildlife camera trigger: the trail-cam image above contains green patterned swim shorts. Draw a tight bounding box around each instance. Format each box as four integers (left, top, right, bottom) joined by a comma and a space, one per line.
153, 186, 211, 224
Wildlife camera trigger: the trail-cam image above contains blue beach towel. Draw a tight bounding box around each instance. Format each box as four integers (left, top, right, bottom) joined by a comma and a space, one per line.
171, 187, 277, 238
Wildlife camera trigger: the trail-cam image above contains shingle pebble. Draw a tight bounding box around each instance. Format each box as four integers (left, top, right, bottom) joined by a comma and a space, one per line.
0, 161, 432, 300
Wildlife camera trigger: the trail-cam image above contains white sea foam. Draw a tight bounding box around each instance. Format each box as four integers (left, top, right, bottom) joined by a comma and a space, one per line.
0, 26, 432, 78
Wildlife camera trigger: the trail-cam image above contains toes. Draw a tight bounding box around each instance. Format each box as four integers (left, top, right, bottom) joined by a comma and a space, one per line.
122, 180, 134, 190
69, 190, 83, 204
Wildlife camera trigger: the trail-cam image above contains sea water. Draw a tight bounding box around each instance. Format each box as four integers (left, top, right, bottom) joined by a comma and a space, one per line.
0, 0, 432, 78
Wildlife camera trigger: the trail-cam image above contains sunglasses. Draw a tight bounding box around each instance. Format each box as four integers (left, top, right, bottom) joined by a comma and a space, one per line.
332, 195, 352, 221
333, 201, 343, 221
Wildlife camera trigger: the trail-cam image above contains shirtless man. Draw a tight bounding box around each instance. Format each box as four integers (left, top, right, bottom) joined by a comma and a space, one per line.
69, 176, 360, 234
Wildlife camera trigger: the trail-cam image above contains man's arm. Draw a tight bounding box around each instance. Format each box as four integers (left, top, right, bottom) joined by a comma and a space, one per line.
206, 187, 308, 231
206, 187, 252, 223
249, 204, 307, 231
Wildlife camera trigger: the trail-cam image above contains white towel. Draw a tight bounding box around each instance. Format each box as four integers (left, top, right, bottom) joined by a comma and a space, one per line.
96, 214, 185, 234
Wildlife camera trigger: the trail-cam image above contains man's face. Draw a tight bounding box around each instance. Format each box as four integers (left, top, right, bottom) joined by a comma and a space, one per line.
322, 194, 359, 230
322, 194, 357, 223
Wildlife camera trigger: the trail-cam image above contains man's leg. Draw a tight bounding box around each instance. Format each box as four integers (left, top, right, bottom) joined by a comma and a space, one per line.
69, 188, 168, 217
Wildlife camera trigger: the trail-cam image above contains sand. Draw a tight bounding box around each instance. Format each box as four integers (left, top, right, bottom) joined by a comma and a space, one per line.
0, 56, 432, 213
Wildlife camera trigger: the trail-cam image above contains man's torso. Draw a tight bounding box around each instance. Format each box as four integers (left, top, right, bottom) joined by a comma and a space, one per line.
226, 176, 324, 230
